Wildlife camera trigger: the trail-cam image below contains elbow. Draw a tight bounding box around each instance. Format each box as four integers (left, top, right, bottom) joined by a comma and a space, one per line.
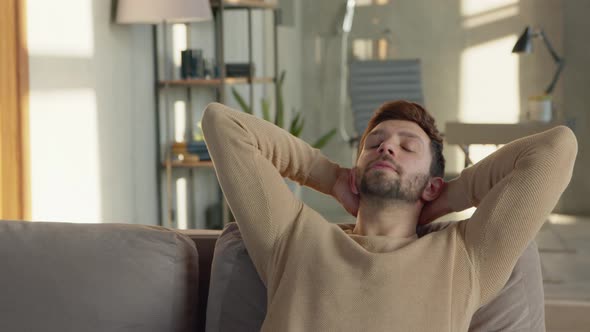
546, 126, 578, 178
552, 125, 578, 161
201, 102, 226, 140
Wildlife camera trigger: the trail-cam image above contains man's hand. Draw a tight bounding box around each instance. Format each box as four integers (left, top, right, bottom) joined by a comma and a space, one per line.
418, 181, 453, 225
331, 167, 360, 217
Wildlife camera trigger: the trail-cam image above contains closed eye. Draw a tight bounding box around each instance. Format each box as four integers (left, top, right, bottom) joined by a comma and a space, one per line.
366, 141, 381, 149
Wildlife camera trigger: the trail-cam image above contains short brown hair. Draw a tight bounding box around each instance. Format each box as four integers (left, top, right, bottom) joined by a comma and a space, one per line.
356, 100, 445, 178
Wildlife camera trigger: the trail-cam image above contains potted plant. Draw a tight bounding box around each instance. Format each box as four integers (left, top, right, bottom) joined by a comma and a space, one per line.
231, 71, 337, 150
231, 71, 337, 197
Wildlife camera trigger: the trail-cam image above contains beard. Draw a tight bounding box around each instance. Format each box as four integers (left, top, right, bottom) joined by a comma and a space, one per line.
357, 166, 430, 203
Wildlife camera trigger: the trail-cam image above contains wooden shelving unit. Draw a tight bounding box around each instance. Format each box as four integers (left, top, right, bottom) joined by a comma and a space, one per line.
159, 76, 274, 87
156, 0, 279, 230
211, 0, 278, 9
162, 160, 214, 168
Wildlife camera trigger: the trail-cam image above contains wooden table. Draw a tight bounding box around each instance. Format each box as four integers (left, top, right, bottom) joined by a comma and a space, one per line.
445, 122, 560, 167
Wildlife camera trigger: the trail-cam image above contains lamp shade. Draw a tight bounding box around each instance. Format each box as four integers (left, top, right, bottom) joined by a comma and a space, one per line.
116, 0, 212, 24
512, 26, 533, 53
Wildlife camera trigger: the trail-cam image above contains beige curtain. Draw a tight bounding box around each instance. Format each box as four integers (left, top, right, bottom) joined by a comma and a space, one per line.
0, 0, 29, 220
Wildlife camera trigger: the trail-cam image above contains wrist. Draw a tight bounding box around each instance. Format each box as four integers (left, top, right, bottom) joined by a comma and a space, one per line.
331, 166, 348, 200
445, 178, 471, 213
306, 154, 341, 196
330, 166, 342, 198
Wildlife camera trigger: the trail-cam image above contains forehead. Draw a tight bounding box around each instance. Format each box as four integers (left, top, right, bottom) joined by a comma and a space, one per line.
368, 120, 430, 142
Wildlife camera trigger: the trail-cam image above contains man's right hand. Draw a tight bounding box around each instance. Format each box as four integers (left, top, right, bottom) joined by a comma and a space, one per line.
331, 167, 360, 217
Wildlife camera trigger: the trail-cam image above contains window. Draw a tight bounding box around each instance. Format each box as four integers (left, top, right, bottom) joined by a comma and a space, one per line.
352, 38, 389, 60
356, 0, 390, 6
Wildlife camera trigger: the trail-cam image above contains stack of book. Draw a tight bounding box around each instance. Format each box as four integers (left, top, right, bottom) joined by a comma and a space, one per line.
187, 141, 210, 161
171, 141, 210, 162
226, 63, 255, 77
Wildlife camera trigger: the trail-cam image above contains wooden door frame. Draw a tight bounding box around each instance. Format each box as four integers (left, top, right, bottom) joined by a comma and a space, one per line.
0, 0, 30, 220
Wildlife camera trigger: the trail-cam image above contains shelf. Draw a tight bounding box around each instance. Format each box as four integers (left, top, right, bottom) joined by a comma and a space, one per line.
159, 76, 274, 87
163, 160, 214, 168
156, 0, 279, 230
445, 122, 561, 145
210, 0, 278, 9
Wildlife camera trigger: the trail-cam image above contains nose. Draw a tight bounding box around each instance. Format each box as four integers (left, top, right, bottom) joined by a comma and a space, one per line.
377, 141, 395, 156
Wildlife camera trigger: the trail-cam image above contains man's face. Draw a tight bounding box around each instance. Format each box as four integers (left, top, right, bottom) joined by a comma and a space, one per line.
355, 120, 432, 203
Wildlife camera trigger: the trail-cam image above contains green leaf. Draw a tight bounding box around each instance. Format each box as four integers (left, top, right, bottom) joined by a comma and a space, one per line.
275, 70, 286, 128
231, 87, 252, 114
289, 112, 301, 135
278, 69, 286, 86
312, 128, 337, 149
261, 98, 271, 122
293, 117, 305, 137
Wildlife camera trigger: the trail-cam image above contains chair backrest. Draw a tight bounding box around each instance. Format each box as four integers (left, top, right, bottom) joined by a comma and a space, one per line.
349, 59, 424, 137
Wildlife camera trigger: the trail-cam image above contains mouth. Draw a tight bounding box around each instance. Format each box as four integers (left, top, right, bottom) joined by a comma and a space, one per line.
370, 161, 397, 173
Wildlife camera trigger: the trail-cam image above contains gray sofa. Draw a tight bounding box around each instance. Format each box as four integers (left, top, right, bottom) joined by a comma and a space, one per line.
0, 220, 216, 332
0, 219, 545, 332
206, 222, 546, 332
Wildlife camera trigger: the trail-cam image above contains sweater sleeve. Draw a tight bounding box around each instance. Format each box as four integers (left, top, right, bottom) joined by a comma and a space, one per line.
201, 102, 340, 282
447, 126, 577, 306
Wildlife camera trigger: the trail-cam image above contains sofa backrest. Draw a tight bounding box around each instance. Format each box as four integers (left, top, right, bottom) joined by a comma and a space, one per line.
0, 220, 200, 332
179, 223, 451, 331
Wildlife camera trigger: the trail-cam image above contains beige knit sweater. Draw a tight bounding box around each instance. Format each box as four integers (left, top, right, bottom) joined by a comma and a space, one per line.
202, 102, 577, 332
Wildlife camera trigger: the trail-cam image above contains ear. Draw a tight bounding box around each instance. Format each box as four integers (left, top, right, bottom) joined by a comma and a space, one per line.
421, 176, 444, 202
349, 167, 359, 195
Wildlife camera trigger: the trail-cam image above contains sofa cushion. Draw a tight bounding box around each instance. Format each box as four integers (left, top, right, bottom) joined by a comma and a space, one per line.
205, 222, 266, 332
0, 220, 199, 332
206, 221, 545, 332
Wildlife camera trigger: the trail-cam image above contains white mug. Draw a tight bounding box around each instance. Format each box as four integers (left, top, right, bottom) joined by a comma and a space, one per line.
526, 96, 552, 122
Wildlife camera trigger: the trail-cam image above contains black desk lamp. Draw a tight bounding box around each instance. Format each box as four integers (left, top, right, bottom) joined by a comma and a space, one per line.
512, 26, 565, 95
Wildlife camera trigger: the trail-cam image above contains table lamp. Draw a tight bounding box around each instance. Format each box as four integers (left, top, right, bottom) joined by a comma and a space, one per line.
116, 0, 212, 24
512, 26, 565, 122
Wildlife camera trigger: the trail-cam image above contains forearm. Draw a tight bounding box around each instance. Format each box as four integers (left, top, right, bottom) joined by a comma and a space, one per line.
449, 126, 577, 305
202, 103, 340, 195
445, 126, 577, 214
202, 102, 343, 279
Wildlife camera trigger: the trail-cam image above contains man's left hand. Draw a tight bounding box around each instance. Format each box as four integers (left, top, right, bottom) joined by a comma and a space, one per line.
418, 181, 453, 225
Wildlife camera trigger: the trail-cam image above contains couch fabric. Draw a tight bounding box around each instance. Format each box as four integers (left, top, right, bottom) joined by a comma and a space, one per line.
0, 220, 199, 332
0, 219, 546, 331
206, 221, 546, 332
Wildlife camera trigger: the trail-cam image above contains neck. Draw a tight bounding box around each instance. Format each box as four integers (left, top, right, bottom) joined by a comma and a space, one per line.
353, 197, 422, 238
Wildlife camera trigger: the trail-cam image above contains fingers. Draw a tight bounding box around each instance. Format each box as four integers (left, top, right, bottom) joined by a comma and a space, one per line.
346, 192, 359, 217
418, 204, 436, 225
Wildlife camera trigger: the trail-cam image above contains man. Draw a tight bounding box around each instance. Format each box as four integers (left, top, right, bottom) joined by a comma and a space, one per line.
202, 100, 577, 331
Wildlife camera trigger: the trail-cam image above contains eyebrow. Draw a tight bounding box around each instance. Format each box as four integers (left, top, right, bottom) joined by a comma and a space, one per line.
367, 129, 386, 138
367, 129, 424, 144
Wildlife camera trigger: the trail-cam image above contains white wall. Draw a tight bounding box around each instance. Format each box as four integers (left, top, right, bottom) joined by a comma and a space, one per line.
28, 0, 583, 226
560, 1, 590, 215
27, 0, 303, 227
298, 0, 578, 222
27, 0, 157, 224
